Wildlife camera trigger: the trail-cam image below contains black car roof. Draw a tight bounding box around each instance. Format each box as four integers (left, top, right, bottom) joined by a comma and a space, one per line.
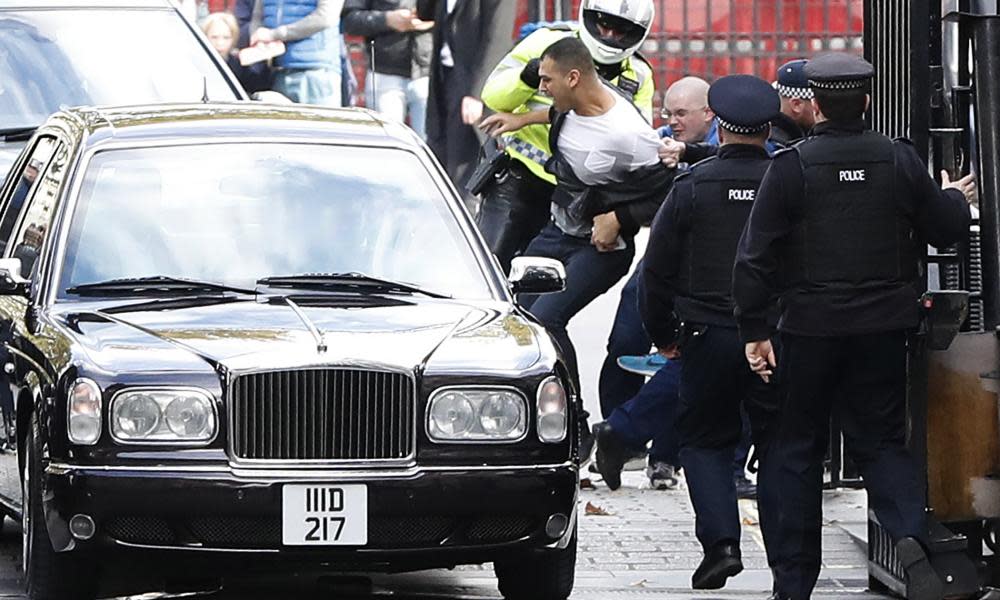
47, 103, 424, 151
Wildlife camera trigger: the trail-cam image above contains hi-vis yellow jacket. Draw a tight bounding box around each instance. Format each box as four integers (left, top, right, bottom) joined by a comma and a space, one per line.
480, 26, 655, 185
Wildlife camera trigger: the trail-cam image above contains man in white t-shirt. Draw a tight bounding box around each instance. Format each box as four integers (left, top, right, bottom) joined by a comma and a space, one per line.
482, 36, 674, 414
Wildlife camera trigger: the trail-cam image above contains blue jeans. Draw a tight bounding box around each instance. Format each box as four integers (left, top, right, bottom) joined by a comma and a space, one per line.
598, 268, 650, 418
606, 359, 680, 465
520, 222, 635, 391
366, 71, 429, 139
274, 68, 342, 106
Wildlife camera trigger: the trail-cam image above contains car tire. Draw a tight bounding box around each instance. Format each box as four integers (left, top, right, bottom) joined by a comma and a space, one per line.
494, 525, 576, 600
23, 412, 97, 600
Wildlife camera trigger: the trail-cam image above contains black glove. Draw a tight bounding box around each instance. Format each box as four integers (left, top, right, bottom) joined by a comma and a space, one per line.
520, 58, 541, 89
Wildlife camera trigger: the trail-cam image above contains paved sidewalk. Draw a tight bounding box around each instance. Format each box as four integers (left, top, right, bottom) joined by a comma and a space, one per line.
365, 471, 884, 600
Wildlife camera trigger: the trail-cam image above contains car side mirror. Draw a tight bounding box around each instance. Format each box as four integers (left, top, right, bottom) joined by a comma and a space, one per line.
0, 258, 28, 296
509, 256, 566, 296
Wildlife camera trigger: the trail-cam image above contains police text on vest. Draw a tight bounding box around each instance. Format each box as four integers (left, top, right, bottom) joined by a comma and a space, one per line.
839, 169, 866, 182
728, 189, 756, 201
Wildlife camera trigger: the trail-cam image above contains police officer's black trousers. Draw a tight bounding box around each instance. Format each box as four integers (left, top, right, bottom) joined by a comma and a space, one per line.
474, 160, 553, 274
677, 326, 780, 555
772, 331, 927, 600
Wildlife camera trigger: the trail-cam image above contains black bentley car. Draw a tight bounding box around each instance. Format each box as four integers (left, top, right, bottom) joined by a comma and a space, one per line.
0, 104, 578, 600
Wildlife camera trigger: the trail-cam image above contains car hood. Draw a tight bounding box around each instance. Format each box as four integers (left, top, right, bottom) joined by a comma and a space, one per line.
56, 297, 545, 376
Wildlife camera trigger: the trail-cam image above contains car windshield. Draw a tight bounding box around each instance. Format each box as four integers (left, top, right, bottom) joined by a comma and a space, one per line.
57, 143, 494, 300
0, 8, 238, 130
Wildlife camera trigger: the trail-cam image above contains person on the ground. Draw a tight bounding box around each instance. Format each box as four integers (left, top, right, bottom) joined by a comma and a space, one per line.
341, 0, 434, 137
475, 0, 655, 274
733, 52, 977, 600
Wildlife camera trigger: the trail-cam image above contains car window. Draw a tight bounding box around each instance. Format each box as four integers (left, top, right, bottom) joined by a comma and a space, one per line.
0, 136, 57, 256
0, 9, 239, 130
8, 141, 68, 280
58, 143, 495, 300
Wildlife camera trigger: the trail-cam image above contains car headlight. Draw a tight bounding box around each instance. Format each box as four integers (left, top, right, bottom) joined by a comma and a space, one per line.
537, 377, 568, 443
427, 388, 526, 442
67, 378, 102, 445
111, 388, 216, 444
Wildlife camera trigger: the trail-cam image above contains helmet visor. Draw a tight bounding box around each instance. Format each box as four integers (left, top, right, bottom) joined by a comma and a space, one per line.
583, 10, 648, 50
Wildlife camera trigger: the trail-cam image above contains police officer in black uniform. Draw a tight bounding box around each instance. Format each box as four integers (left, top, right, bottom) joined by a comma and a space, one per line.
771, 59, 815, 146
733, 53, 977, 600
640, 74, 782, 592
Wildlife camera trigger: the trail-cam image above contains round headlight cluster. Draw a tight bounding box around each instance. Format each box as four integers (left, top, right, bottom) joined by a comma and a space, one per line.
427, 389, 526, 442
111, 389, 216, 443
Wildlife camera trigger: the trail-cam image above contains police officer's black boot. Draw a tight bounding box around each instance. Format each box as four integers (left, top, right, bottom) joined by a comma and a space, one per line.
895, 537, 944, 600
692, 539, 743, 590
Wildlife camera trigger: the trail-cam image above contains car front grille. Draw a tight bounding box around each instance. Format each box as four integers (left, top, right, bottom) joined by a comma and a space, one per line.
465, 516, 536, 543
106, 516, 176, 545
230, 369, 415, 462
104, 515, 536, 549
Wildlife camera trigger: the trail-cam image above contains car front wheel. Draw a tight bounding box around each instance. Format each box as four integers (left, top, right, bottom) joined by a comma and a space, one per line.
23, 412, 97, 600
494, 524, 576, 600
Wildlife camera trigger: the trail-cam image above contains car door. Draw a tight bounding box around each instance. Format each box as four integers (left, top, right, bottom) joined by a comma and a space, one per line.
0, 134, 65, 506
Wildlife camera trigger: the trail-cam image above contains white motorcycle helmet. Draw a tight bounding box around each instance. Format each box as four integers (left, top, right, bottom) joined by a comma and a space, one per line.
579, 0, 655, 65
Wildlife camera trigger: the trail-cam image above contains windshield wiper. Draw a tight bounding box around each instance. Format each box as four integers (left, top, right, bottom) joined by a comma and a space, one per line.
66, 276, 257, 297
1, 127, 37, 142
257, 272, 451, 299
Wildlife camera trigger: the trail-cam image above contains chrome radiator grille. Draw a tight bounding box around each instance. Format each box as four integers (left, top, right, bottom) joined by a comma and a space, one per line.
230, 369, 415, 461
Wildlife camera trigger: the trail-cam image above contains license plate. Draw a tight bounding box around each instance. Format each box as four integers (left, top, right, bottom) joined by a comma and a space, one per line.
281, 484, 367, 546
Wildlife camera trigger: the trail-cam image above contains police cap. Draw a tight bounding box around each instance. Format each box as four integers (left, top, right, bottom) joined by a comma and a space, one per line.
804, 52, 874, 91
708, 74, 780, 135
776, 59, 813, 99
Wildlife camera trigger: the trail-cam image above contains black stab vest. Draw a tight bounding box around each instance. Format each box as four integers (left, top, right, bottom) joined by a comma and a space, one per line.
784, 131, 917, 288
678, 156, 771, 301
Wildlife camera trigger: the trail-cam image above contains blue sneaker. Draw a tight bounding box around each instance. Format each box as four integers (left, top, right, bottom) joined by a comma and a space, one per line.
617, 353, 668, 377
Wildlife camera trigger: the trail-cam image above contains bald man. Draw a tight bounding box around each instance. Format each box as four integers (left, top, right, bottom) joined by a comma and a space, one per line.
658, 76, 718, 144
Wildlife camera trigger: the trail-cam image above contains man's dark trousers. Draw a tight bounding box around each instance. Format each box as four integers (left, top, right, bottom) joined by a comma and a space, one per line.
520, 222, 634, 390
677, 326, 780, 554
771, 330, 927, 599
428, 66, 480, 197
475, 160, 553, 273
601, 270, 753, 470
599, 268, 650, 417
606, 358, 680, 465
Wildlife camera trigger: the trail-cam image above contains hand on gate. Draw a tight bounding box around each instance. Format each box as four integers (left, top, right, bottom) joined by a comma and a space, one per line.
745, 340, 776, 383
941, 170, 978, 205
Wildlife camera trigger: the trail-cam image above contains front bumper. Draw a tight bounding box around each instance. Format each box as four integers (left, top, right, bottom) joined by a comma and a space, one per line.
43, 461, 578, 572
